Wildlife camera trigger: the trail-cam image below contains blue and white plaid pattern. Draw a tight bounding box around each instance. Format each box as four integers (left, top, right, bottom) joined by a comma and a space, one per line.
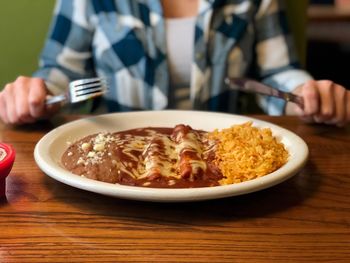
34, 0, 312, 115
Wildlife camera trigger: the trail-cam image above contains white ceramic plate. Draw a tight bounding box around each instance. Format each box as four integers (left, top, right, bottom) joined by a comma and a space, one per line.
34, 110, 308, 202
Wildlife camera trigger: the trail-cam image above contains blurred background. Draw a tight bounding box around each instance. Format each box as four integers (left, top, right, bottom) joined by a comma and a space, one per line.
0, 0, 349, 90
308, 0, 350, 88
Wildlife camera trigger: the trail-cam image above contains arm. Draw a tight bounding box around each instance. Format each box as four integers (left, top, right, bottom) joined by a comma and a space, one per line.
253, 0, 312, 115
254, 0, 349, 126
34, 0, 96, 94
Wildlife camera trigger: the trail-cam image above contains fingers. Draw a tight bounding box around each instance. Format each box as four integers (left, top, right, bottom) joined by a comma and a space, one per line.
0, 92, 9, 124
316, 80, 335, 122
302, 80, 320, 117
298, 80, 319, 123
15, 79, 35, 124
0, 76, 50, 125
28, 78, 47, 118
331, 83, 347, 126
1, 83, 20, 124
298, 80, 349, 126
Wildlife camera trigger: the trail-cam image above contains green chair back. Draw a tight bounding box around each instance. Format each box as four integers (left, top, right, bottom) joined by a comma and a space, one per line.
285, 0, 309, 67
0, 0, 55, 89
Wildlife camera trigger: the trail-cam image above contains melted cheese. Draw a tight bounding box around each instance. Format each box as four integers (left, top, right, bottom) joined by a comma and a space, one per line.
173, 128, 207, 179
142, 135, 178, 179
71, 128, 211, 181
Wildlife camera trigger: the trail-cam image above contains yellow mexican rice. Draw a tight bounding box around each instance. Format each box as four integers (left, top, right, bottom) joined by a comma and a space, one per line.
208, 122, 289, 185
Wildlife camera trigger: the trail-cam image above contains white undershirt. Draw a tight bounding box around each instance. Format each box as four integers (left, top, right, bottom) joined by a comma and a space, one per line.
165, 16, 196, 109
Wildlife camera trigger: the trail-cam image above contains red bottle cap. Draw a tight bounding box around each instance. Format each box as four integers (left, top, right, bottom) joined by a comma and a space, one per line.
0, 143, 16, 197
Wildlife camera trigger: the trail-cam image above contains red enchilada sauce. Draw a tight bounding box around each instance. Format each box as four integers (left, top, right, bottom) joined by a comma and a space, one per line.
61, 125, 223, 188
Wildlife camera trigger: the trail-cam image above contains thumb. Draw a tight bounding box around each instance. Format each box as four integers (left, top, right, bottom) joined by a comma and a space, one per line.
28, 78, 49, 118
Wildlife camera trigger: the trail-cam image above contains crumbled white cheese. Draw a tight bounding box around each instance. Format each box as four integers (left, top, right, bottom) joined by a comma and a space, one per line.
168, 180, 176, 186
81, 142, 91, 151
77, 158, 85, 165
87, 151, 96, 158
93, 143, 105, 152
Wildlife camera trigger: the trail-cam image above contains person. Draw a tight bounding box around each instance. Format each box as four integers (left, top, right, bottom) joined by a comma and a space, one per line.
0, 0, 349, 126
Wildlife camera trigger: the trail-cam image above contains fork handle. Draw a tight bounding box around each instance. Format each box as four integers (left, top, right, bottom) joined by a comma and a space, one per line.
45, 94, 67, 105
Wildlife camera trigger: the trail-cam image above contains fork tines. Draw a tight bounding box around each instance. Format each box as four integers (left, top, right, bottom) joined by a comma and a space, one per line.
70, 77, 108, 102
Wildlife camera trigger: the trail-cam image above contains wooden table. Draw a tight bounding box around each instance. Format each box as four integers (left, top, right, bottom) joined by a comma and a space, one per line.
1, 115, 349, 262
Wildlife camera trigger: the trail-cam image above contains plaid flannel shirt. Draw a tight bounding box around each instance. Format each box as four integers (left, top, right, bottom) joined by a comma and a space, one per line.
34, 0, 312, 115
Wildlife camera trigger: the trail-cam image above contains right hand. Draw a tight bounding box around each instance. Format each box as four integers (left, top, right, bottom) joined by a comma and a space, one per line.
0, 76, 60, 125
286, 80, 350, 127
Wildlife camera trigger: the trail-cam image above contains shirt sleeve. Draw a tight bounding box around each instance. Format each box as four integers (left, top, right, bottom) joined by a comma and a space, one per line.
253, 0, 313, 115
33, 0, 96, 95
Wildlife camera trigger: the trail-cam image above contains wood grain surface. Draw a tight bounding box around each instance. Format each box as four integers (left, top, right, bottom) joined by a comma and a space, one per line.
0, 115, 349, 262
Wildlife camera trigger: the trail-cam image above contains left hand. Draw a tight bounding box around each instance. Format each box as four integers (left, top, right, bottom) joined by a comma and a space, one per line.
285, 80, 350, 127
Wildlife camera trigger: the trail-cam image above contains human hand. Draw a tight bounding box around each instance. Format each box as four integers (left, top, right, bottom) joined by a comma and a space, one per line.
0, 76, 60, 125
285, 80, 350, 126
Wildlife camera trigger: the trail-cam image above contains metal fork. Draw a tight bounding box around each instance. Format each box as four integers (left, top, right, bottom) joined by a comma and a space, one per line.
225, 77, 304, 109
45, 77, 107, 105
